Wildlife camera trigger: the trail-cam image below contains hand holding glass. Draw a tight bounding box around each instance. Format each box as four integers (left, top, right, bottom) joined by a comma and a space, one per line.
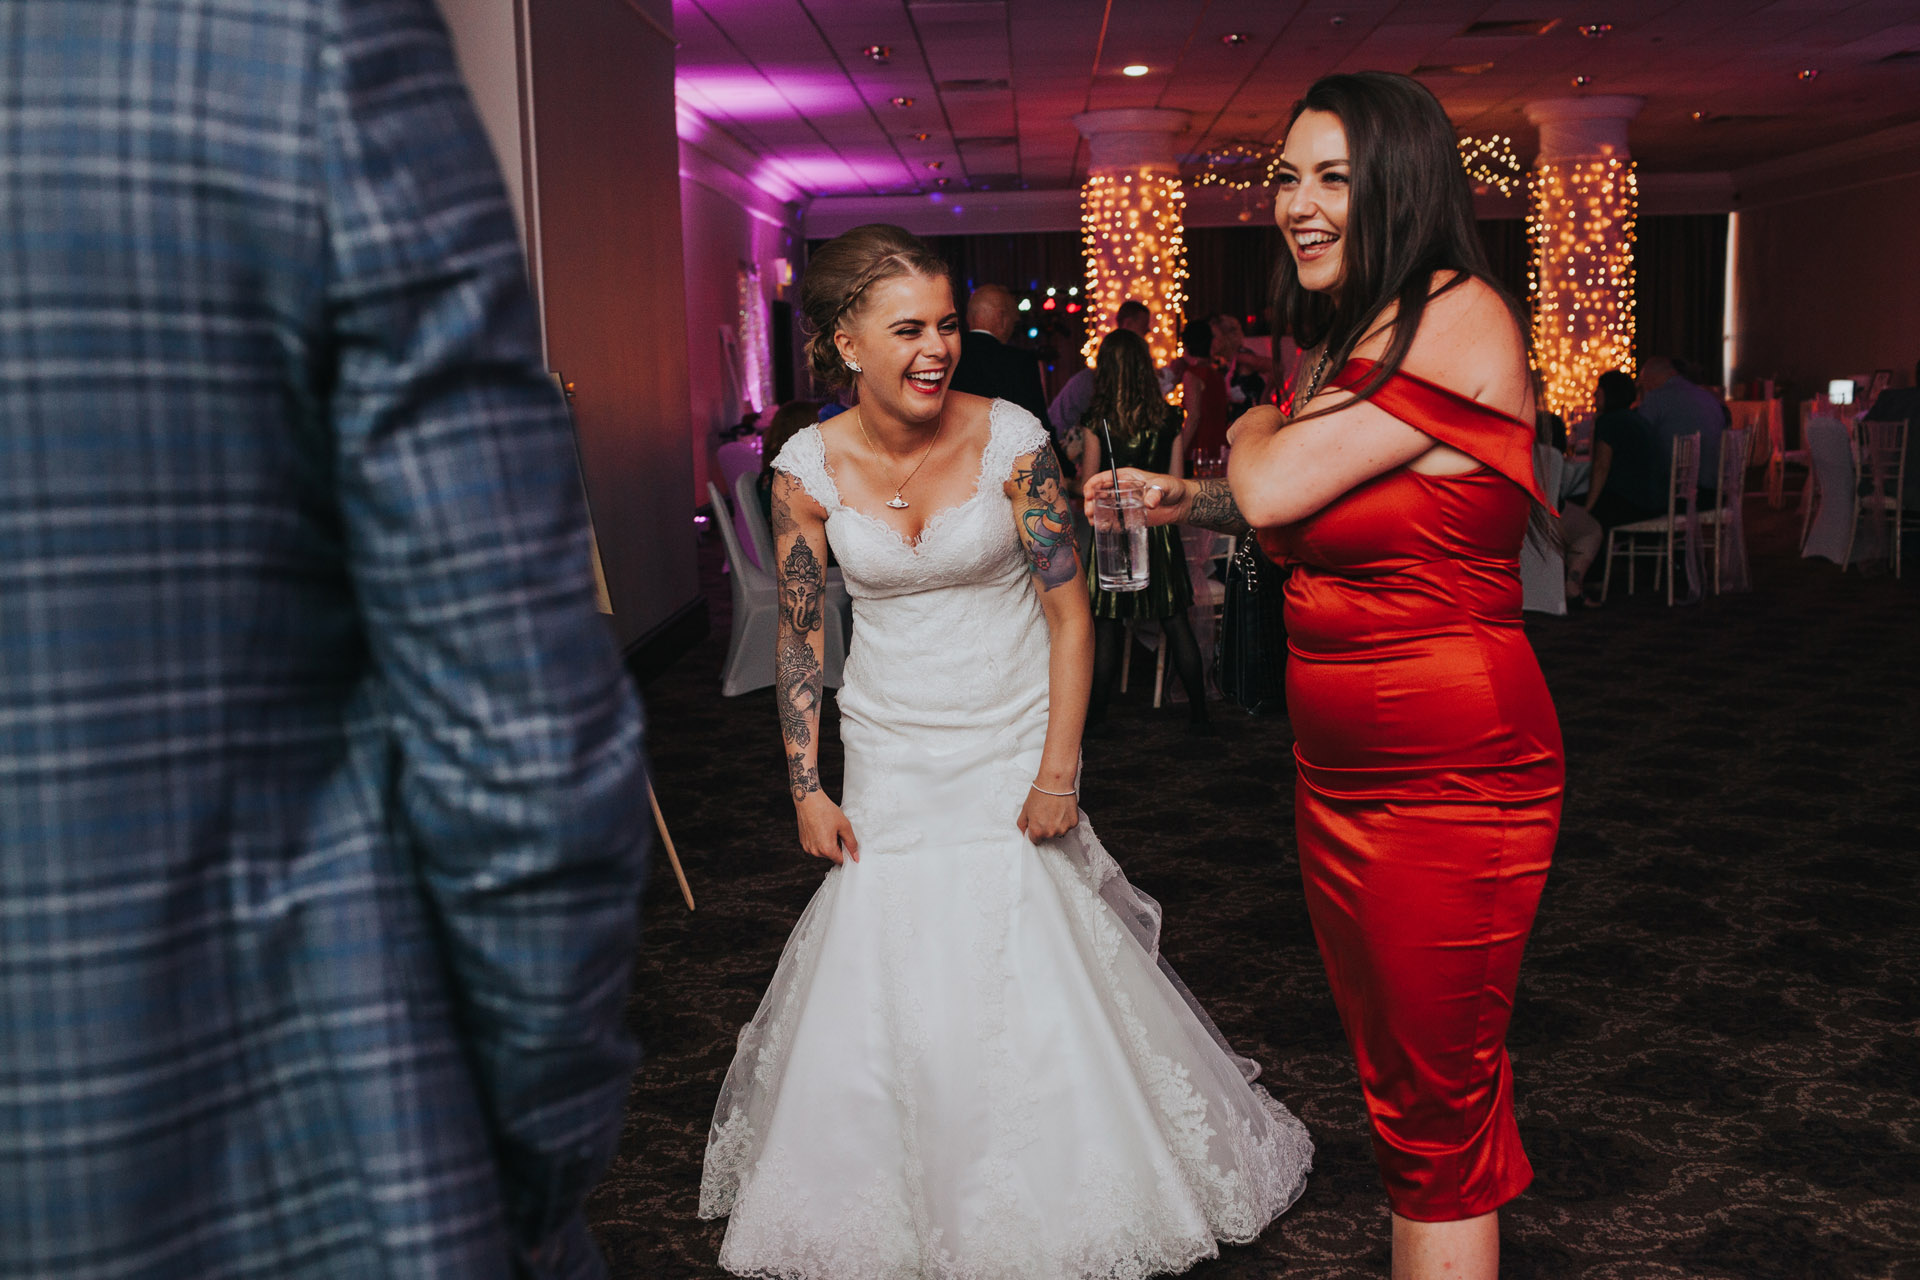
1092, 482, 1151, 593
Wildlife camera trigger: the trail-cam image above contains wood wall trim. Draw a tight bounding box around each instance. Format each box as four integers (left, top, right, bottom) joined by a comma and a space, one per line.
618, 0, 675, 46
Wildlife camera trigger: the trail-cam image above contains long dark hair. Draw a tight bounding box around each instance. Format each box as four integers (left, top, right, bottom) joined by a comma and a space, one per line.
1081, 328, 1169, 443
1271, 72, 1525, 420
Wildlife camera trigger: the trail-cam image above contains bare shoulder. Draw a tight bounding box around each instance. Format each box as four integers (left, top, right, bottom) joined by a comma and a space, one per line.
1400, 273, 1530, 415
943, 389, 997, 430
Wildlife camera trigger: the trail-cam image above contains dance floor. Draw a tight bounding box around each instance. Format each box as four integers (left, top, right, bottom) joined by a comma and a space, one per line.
590, 503, 1919, 1280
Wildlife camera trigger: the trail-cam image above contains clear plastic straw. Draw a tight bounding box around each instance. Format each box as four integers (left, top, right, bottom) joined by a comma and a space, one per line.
1099, 419, 1135, 580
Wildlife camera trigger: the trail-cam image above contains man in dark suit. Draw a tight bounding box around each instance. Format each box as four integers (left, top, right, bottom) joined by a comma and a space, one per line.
1866, 359, 1920, 430
0, 3, 649, 1277
950, 283, 1051, 424
1865, 359, 1920, 508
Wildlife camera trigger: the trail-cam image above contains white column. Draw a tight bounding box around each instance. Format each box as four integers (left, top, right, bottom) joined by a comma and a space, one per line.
1525, 96, 1644, 422
1072, 109, 1190, 369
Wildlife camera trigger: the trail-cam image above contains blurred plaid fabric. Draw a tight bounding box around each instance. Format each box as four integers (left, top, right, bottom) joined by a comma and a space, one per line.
0, 2, 650, 1276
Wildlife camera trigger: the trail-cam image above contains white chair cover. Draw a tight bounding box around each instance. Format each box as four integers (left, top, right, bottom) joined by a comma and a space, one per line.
708, 480, 846, 695
733, 469, 775, 571
736, 467, 856, 648
1800, 416, 1859, 566
1520, 443, 1567, 615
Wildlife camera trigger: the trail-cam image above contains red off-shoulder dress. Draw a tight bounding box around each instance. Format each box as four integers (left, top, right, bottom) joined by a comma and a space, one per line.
1259, 359, 1564, 1222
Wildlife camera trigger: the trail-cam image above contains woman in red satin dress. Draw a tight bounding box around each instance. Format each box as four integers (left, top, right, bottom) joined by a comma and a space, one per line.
1087, 72, 1561, 1279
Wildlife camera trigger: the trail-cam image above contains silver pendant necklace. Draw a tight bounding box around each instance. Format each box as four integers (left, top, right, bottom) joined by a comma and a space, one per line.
854, 404, 943, 509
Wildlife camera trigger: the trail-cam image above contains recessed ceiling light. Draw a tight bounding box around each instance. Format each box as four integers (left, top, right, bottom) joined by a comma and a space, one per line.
911, 132, 931, 141
890, 95, 915, 108
1221, 32, 1250, 46
1577, 23, 1612, 38
925, 160, 943, 170
1571, 75, 1591, 87
1330, 15, 1346, 27
1122, 64, 1150, 76
1691, 110, 1706, 120
861, 44, 891, 63
934, 177, 950, 187
1798, 68, 1820, 81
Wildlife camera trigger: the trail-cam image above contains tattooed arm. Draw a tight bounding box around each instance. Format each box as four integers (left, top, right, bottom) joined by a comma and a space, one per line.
1004, 441, 1092, 842
1080, 469, 1252, 536
1183, 480, 1252, 534
1008, 441, 1081, 591
771, 472, 860, 865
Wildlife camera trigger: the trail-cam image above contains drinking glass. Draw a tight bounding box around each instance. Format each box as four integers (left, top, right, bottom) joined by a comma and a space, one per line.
1093, 483, 1151, 593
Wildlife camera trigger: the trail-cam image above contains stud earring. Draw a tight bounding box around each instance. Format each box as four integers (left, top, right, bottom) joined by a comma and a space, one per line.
844, 359, 862, 374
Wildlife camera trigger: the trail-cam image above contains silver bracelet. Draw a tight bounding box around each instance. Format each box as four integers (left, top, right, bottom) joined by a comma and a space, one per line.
1030, 781, 1077, 797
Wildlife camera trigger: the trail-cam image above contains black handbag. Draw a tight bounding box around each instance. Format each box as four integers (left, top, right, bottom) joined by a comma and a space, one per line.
1214, 534, 1289, 716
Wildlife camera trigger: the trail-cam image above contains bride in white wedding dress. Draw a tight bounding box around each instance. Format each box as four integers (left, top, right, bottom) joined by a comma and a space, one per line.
698, 225, 1312, 1280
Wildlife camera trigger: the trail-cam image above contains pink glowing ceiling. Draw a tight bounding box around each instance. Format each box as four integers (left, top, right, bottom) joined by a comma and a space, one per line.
673, 0, 1920, 198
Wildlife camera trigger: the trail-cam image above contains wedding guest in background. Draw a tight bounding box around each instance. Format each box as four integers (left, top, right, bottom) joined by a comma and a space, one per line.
1639, 355, 1725, 500
1543, 403, 1601, 607
1583, 370, 1666, 530
1212, 313, 1272, 419
1090, 70, 1563, 1279
1078, 329, 1211, 733
1864, 358, 1920, 510
1169, 313, 1232, 465
950, 282, 1050, 425
1865, 357, 1920, 428
1049, 299, 1151, 459
0, 4, 650, 1276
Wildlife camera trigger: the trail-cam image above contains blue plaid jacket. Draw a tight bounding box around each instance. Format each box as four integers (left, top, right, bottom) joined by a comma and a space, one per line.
0, 3, 649, 1276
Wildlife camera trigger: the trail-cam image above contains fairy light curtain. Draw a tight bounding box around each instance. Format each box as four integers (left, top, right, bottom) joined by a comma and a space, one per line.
1080, 169, 1189, 369
1529, 157, 1638, 422
1521, 96, 1645, 424
735, 263, 772, 415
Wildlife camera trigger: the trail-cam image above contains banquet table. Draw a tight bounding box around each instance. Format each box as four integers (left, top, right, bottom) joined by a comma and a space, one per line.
1727, 399, 1784, 466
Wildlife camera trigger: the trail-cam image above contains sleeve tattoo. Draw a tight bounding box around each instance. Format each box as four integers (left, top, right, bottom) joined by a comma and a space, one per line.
1011, 444, 1080, 590
774, 495, 826, 800
1185, 479, 1251, 534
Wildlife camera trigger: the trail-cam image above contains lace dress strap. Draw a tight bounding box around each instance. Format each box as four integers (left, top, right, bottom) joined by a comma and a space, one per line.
981, 398, 1053, 482
770, 425, 841, 513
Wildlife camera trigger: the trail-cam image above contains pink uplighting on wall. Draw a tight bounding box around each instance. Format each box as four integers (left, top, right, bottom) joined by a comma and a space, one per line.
675, 72, 861, 123
754, 153, 907, 191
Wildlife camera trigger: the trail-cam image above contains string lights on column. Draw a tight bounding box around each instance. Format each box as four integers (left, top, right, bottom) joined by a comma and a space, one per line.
1457, 134, 1523, 196
1528, 156, 1637, 422
1079, 168, 1189, 368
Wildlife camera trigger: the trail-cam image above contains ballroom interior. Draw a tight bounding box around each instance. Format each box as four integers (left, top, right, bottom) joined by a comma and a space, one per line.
431, 2, 1919, 1275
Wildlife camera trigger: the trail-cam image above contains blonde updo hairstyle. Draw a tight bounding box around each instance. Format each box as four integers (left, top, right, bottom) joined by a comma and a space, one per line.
802, 224, 952, 392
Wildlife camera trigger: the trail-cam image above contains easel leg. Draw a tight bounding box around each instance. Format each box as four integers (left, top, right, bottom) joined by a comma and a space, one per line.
648, 781, 696, 911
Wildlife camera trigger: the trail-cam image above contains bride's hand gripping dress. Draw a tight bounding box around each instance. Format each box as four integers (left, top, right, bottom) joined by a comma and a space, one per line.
699, 400, 1313, 1280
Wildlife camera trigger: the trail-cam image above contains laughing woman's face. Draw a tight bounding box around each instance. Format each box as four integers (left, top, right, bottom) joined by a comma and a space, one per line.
834, 272, 962, 427
1273, 109, 1350, 294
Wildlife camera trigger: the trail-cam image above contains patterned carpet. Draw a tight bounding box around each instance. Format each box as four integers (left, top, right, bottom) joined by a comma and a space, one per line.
587, 501, 1920, 1280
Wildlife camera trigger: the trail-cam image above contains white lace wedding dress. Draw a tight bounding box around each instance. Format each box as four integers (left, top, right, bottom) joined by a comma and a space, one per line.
699, 402, 1312, 1280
